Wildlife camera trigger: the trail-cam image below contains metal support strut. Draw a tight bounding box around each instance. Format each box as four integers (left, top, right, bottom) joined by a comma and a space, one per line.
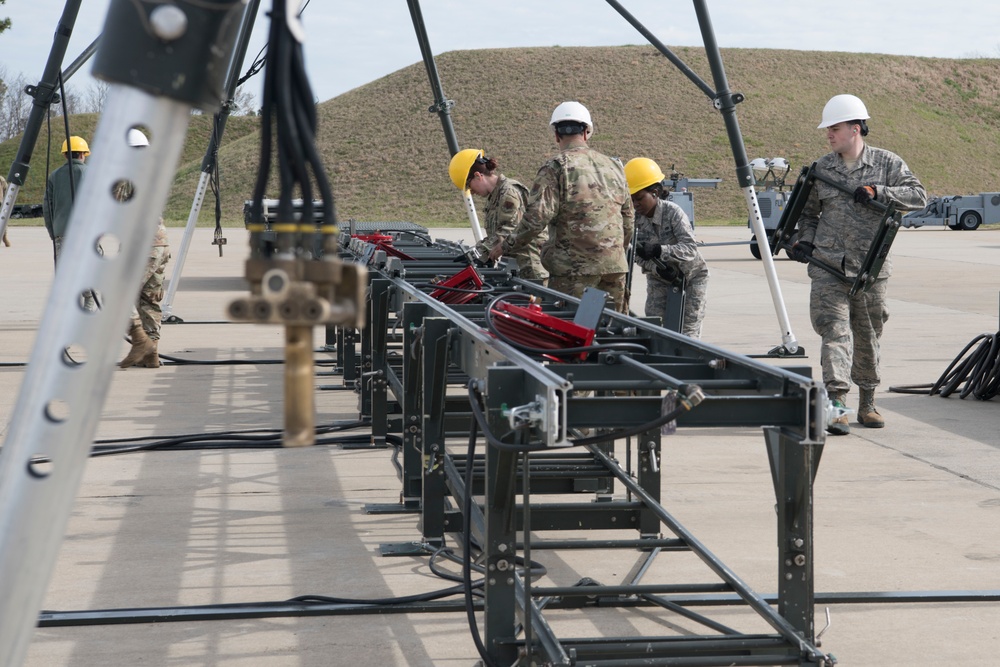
0, 1, 247, 664
606, 0, 800, 355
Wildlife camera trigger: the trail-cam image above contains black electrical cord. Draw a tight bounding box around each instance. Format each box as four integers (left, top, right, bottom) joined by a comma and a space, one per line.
249, 0, 336, 245
463, 399, 500, 667
889, 330, 1000, 400
288, 579, 480, 607
484, 292, 649, 359
210, 113, 225, 253
57, 73, 75, 203
394, 229, 434, 245
467, 381, 547, 454
87, 419, 378, 457
140, 354, 338, 366
412, 282, 497, 296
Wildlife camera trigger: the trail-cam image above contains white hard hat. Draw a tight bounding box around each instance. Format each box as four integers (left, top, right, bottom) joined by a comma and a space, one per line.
127, 128, 150, 147
817, 94, 870, 129
550, 101, 593, 131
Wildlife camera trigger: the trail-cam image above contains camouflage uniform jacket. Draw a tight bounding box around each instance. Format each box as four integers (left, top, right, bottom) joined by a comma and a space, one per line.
475, 175, 547, 279
634, 198, 708, 284
796, 144, 926, 279
113, 181, 169, 247
504, 145, 634, 277
43, 159, 87, 239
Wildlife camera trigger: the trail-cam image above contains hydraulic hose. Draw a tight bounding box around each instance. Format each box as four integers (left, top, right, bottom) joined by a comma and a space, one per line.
889, 330, 1000, 400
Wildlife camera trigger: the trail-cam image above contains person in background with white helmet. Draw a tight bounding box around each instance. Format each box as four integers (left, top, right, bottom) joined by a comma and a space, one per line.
790, 94, 926, 435
44, 135, 100, 310
118, 128, 172, 369
625, 157, 709, 338
448, 149, 548, 283
490, 101, 633, 311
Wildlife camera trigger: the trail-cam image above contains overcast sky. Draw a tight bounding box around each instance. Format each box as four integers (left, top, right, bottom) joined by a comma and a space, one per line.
3, 1, 998, 105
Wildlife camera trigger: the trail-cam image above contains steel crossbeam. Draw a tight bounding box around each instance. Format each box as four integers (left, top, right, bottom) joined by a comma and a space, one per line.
344, 232, 834, 666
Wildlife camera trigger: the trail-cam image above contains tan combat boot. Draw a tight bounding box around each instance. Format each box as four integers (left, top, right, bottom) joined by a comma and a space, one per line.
857, 387, 885, 428
138, 340, 160, 368
119, 324, 155, 368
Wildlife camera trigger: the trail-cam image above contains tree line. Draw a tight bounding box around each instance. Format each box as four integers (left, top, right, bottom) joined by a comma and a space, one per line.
0, 63, 258, 144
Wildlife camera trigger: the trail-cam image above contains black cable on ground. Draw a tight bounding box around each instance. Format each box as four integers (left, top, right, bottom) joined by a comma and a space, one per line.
87, 419, 380, 457
152, 355, 338, 366
889, 330, 1000, 401
288, 579, 480, 607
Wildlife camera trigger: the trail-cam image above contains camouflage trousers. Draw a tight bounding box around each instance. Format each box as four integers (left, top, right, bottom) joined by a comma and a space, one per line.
810, 274, 888, 398
646, 272, 708, 338
517, 261, 549, 285
549, 273, 627, 313
130, 246, 171, 340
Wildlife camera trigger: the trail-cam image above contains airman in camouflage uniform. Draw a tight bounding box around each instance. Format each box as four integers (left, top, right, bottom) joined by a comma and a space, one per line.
115, 129, 172, 368
469, 165, 548, 282
633, 196, 709, 338
494, 102, 633, 312
792, 95, 926, 434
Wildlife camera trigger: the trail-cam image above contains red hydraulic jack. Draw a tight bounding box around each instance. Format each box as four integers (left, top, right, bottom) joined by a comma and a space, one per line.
488, 288, 606, 361
354, 233, 416, 261
428, 265, 485, 305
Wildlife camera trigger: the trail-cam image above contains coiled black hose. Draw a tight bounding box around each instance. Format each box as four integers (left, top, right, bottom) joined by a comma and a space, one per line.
889, 330, 1000, 400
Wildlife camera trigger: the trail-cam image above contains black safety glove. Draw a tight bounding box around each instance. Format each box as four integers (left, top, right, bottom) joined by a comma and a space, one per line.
853, 185, 876, 204
789, 241, 814, 264
634, 243, 650, 261
655, 263, 679, 283
642, 242, 663, 261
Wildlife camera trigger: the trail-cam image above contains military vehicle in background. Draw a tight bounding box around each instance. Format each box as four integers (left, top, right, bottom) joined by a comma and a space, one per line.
747, 157, 791, 258
660, 164, 721, 226
902, 192, 999, 230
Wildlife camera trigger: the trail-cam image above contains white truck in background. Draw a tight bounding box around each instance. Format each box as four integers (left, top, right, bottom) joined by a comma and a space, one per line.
902, 192, 1000, 230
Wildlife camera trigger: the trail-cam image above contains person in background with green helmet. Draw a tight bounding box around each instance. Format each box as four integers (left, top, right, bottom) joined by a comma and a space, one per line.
448, 149, 548, 284
625, 157, 709, 338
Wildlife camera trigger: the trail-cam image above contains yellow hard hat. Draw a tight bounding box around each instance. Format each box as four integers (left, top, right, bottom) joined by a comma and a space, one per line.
448, 149, 484, 191
624, 157, 665, 195
61, 136, 90, 156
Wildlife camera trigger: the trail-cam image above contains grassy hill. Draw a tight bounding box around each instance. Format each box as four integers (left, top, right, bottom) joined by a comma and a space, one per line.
5, 45, 1000, 227
1, 113, 261, 223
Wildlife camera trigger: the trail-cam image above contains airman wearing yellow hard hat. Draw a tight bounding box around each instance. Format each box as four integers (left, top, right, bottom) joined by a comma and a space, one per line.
43, 135, 91, 267
625, 157, 710, 338
447, 149, 548, 283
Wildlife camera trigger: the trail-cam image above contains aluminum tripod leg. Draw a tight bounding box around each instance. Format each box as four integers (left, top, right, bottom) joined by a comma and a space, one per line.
0, 85, 192, 667
606, 0, 801, 354
745, 185, 798, 353
161, 170, 210, 319
407, 0, 484, 243
160, 0, 261, 320
0, 0, 85, 243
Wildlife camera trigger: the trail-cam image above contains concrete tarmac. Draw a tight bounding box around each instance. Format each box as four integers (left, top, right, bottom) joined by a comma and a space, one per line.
1, 224, 999, 666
